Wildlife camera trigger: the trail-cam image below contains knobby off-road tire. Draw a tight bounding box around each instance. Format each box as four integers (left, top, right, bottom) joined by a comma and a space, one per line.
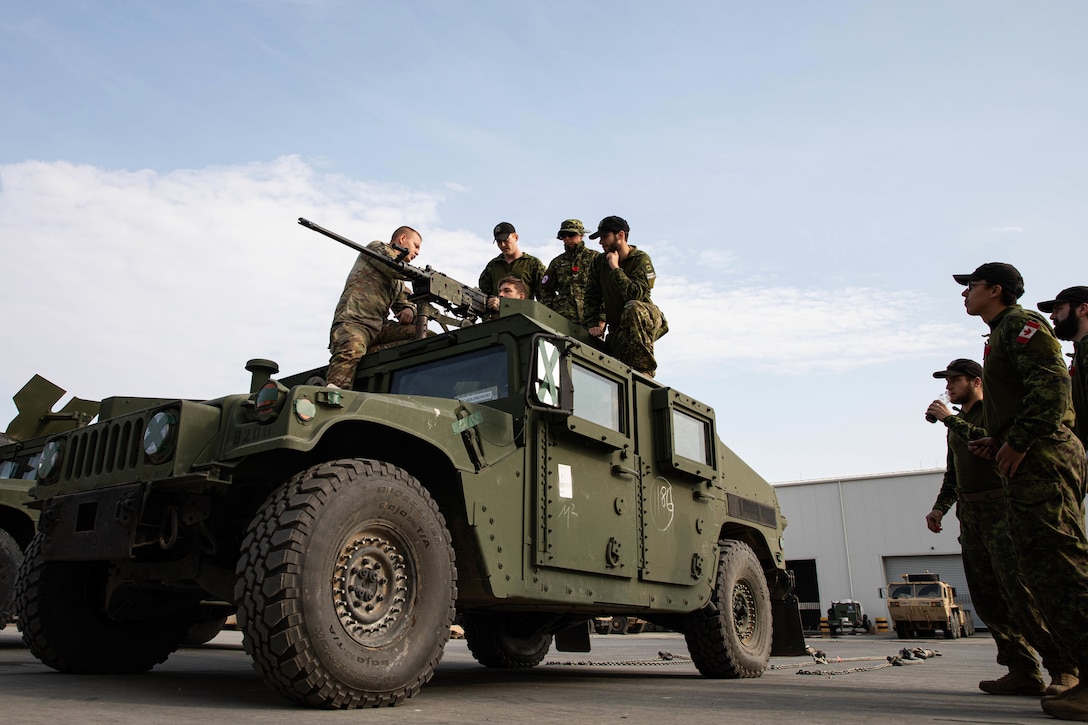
235, 459, 456, 709
895, 621, 911, 639
461, 612, 552, 668
0, 528, 22, 628
684, 540, 772, 678
14, 533, 190, 672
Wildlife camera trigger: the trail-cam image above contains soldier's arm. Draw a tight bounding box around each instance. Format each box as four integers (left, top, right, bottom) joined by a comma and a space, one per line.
478, 263, 496, 298
390, 281, 414, 316
932, 445, 958, 515
539, 260, 558, 306
581, 257, 606, 328
943, 415, 986, 444
610, 253, 655, 303
527, 257, 546, 300
1005, 318, 1072, 452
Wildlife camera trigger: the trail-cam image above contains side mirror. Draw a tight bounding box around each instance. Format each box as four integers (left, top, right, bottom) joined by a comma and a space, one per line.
877, 588, 886, 599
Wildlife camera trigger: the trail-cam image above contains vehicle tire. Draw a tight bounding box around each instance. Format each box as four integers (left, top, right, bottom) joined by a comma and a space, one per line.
895, 621, 911, 639
683, 540, 772, 678
945, 617, 960, 639
14, 533, 191, 672
0, 528, 22, 628
461, 612, 553, 668
592, 618, 611, 635
610, 616, 630, 635
235, 459, 455, 709
627, 620, 647, 635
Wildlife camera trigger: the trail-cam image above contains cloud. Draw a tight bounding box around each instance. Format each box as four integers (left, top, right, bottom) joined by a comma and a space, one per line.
0, 156, 970, 430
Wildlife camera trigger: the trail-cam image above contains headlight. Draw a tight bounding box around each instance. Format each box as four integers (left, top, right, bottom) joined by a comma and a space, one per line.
255, 381, 284, 423
294, 396, 316, 423
38, 440, 64, 482
143, 410, 179, 464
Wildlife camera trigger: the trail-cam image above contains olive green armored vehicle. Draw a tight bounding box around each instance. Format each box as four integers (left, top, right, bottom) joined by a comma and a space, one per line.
9, 220, 804, 708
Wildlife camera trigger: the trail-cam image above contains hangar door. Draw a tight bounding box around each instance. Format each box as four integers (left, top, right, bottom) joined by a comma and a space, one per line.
882, 554, 982, 631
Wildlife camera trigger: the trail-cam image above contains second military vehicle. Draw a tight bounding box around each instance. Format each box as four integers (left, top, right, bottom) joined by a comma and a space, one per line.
885, 572, 975, 639
9, 219, 805, 708
826, 599, 871, 636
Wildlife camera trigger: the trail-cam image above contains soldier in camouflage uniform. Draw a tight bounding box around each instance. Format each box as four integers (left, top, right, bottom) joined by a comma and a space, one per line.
479, 222, 545, 314
926, 359, 1077, 697
325, 226, 422, 389
954, 263, 1088, 720
539, 219, 598, 323
1038, 286, 1088, 451
582, 216, 667, 377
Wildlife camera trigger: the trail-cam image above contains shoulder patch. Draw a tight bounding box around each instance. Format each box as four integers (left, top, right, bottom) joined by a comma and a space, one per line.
1016, 320, 1041, 344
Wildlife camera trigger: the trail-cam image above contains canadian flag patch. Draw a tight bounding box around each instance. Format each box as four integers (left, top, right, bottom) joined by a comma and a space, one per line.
1016, 320, 1041, 344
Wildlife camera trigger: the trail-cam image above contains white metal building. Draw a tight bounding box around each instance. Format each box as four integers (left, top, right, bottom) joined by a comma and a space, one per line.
771, 468, 981, 631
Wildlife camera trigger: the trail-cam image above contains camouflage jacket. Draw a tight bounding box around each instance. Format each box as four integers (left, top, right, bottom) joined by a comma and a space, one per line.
330, 241, 414, 337
539, 242, 599, 322
933, 403, 1003, 514
1072, 337, 1088, 449
981, 305, 1075, 453
478, 253, 545, 300
582, 246, 658, 329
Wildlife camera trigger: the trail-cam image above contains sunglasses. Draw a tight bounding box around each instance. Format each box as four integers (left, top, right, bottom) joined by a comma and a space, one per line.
558, 232, 580, 239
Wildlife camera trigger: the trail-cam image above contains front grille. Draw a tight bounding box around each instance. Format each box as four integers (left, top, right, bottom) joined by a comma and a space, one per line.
63, 416, 147, 482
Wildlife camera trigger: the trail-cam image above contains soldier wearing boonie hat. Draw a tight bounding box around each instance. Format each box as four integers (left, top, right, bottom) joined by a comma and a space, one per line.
539, 218, 598, 324
582, 216, 668, 377
953, 262, 1088, 720
1038, 286, 1088, 448
924, 357, 1075, 697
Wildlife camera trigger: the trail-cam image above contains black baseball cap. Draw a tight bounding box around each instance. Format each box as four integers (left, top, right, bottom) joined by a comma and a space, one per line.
952, 262, 1024, 299
588, 215, 630, 240
932, 359, 983, 380
493, 222, 516, 241
1037, 286, 1088, 313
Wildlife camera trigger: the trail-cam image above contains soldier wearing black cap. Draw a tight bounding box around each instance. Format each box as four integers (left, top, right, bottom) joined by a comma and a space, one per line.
1038, 286, 1088, 449
954, 263, 1088, 720
925, 359, 1076, 697
582, 216, 668, 377
479, 222, 545, 314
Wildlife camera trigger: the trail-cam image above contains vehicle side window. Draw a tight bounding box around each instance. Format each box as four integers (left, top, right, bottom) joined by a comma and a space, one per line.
672, 409, 710, 464
571, 364, 622, 432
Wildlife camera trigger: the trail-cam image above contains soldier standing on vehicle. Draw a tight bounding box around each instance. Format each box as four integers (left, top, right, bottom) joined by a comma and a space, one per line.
925, 358, 1078, 697
582, 216, 667, 377
954, 262, 1088, 721
539, 219, 598, 323
479, 222, 545, 314
1038, 286, 1088, 450
325, 226, 422, 389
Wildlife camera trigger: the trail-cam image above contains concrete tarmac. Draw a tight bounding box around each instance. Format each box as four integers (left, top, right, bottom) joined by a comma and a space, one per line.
0, 627, 1064, 724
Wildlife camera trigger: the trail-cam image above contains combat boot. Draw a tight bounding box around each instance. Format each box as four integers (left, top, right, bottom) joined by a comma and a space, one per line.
978, 670, 1046, 696
1046, 672, 1082, 698
1042, 687, 1088, 721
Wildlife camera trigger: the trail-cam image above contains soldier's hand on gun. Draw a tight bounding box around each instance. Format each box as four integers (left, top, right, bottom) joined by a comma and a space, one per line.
588, 324, 606, 339
925, 509, 944, 534
486, 296, 499, 312
397, 307, 415, 325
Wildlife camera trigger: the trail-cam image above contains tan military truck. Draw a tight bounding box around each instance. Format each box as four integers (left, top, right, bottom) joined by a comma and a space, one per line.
884, 572, 975, 639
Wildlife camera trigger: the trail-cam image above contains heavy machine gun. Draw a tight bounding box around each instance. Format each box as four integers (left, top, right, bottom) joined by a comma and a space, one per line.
299, 217, 488, 330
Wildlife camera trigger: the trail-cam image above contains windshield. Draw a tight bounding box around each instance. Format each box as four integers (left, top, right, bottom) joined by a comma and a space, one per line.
389, 345, 509, 403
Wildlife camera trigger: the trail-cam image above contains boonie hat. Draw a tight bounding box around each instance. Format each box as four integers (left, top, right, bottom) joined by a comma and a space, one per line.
493, 222, 516, 241
952, 262, 1024, 299
1037, 286, 1088, 313
557, 219, 585, 237
588, 215, 630, 240
933, 358, 983, 380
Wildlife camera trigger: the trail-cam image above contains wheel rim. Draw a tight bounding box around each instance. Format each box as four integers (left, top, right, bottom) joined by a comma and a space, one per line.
731, 579, 758, 643
331, 528, 412, 647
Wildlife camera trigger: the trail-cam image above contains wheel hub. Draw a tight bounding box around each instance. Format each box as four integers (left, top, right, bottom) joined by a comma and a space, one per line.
332, 532, 411, 645
732, 580, 758, 642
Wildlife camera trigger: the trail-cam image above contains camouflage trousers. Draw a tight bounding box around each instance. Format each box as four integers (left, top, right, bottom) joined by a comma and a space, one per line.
607, 301, 668, 377
958, 498, 1073, 676
1001, 431, 1088, 669
326, 320, 418, 389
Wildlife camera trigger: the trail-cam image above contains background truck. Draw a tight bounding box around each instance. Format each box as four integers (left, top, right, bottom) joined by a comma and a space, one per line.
6, 221, 805, 709
884, 572, 975, 639
826, 599, 871, 636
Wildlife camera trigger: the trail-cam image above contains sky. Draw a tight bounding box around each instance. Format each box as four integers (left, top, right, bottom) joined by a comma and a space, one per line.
2, 1, 1086, 483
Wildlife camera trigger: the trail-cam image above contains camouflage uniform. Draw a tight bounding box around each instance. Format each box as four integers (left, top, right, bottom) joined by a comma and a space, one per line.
582, 246, 668, 376
1072, 338, 1088, 449
326, 241, 417, 389
938, 406, 1073, 682
979, 304, 1088, 673
539, 242, 599, 323
478, 254, 545, 301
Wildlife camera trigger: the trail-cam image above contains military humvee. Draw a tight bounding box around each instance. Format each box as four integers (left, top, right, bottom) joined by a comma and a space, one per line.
0, 376, 99, 628
10, 221, 804, 708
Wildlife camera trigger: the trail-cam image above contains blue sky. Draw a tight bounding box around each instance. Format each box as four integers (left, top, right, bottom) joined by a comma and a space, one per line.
2, 1, 1086, 483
